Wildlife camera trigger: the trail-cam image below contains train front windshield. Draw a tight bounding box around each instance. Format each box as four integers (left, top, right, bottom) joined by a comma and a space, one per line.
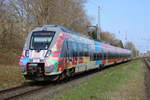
29, 31, 55, 50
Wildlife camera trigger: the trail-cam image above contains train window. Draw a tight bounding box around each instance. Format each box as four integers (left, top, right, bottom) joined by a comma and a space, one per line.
115, 54, 117, 58
77, 43, 82, 57
81, 44, 84, 57
116, 53, 118, 58
103, 53, 105, 59
82, 44, 84, 57
75, 42, 78, 57
79, 43, 83, 57
94, 52, 97, 60
89, 44, 96, 61
110, 53, 112, 59
115, 53, 118, 58
90, 52, 94, 61
97, 53, 100, 60
83, 44, 86, 57
100, 52, 103, 60
103, 52, 107, 59
113, 53, 116, 59
84, 44, 89, 57
90, 52, 92, 60
119, 54, 122, 58
111, 53, 114, 59
113, 53, 115, 59
107, 52, 110, 59
121, 54, 123, 58
72, 42, 76, 52
107, 52, 109, 59
83, 44, 88, 57
76, 43, 80, 57
96, 52, 101, 60
108, 52, 111, 59
86, 44, 90, 57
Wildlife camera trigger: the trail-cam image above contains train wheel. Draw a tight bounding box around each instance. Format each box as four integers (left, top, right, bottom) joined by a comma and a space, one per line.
99, 64, 104, 70
50, 75, 60, 81
60, 71, 66, 81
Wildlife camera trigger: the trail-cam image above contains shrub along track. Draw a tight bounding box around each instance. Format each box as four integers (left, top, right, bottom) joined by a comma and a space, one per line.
0, 61, 130, 100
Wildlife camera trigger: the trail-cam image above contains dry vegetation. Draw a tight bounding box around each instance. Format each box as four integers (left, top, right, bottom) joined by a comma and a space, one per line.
0, 65, 26, 89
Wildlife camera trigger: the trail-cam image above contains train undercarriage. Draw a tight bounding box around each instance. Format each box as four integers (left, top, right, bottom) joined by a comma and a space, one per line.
24, 63, 75, 81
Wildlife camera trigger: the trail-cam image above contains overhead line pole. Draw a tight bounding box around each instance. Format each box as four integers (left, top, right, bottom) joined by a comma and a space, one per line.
98, 6, 101, 40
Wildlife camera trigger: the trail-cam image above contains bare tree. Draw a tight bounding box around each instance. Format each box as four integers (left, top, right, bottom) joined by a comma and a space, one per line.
0, 0, 90, 50
125, 42, 139, 57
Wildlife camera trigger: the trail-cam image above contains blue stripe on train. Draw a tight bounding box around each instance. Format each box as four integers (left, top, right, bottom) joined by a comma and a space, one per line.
96, 60, 102, 65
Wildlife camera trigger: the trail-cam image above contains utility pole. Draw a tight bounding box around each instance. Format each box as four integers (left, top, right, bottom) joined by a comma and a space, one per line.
98, 6, 101, 40
87, 5, 102, 41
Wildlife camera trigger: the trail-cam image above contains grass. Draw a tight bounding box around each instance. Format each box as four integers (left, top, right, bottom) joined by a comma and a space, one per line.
52, 60, 145, 100
0, 65, 26, 89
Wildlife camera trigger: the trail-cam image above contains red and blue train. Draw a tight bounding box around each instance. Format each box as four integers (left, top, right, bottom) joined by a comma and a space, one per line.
19, 24, 131, 81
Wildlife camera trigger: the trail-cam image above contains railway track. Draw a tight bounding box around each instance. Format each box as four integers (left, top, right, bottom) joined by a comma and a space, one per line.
0, 82, 53, 100
143, 58, 150, 100
143, 58, 150, 69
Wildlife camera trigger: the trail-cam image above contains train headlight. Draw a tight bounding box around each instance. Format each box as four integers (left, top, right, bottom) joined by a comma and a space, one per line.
45, 50, 51, 57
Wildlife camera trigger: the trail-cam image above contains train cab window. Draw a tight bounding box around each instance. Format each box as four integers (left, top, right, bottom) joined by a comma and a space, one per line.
30, 31, 55, 50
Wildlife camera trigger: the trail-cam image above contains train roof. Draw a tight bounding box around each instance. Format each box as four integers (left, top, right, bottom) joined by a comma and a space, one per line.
32, 24, 92, 39
32, 24, 131, 53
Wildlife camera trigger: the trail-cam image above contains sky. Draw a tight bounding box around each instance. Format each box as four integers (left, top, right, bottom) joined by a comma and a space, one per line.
85, 0, 150, 53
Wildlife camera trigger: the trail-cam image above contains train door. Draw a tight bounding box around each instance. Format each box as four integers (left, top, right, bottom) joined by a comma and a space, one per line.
100, 49, 104, 68
72, 42, 77, 66
101, 50, 104, 61
66, 41, 73, 68
60, 40, 68, 70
